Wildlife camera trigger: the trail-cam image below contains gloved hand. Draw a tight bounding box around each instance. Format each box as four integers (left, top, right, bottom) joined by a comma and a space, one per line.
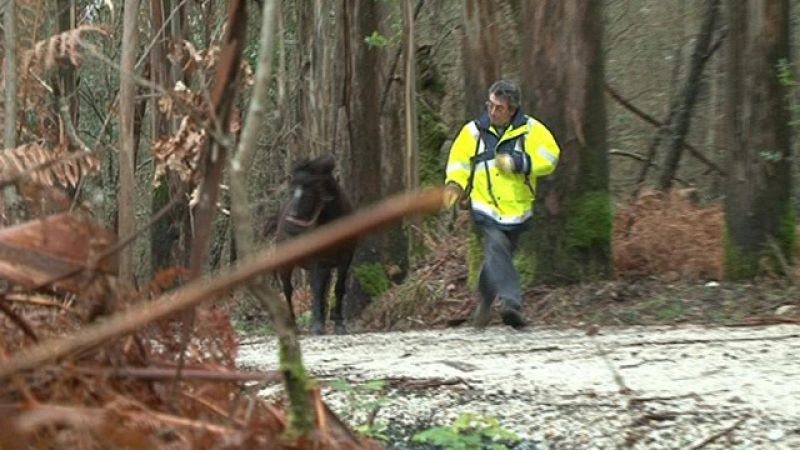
495, 151, 531, 174
442, 183, 463, 209
496, 153, 515, 173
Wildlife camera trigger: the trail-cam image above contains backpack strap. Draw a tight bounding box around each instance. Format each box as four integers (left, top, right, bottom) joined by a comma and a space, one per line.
518, 132, 536, 196
463, 121, 500, 208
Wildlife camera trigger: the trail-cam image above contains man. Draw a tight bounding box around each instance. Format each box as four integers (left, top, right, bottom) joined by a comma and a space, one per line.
443, 80, 560, 329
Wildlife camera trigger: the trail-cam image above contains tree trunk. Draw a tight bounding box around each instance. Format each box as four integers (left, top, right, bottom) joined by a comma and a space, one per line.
723, 0, 793, 279
338, 0, 386, 318
118, 0, 141, 286
461, 0, 502, 120
520, 0, 611, 283
149, 0, 189, 274
657, 0, 721, 191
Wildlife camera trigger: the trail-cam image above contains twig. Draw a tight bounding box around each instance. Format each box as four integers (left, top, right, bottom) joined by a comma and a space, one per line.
0, 188, 444, 378
685, 418, 746, 450
3, 294, 75, 312
181, 390, 246, 427
591, 337, 633, 395
0, 296, 39, 342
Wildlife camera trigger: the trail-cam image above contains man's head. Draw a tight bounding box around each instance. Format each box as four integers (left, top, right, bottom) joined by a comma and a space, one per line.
487, 80, 521, 128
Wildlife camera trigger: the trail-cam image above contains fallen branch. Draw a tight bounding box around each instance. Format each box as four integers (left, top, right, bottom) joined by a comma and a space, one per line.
685, 417, 746, 450
3, 294, 76, 312
620, 333, 800, 348
71, 365, 282, 384
0, 188, 443, 379
382, 376, 472, 390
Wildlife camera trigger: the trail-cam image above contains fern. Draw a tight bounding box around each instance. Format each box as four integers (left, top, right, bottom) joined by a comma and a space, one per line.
21, 25, 110, 75
0, 143, 99, 189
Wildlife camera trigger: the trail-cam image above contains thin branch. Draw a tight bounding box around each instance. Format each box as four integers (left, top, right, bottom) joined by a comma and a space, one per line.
0, 296, 39, 342
685, 418, 746, 450
604, 82, 725, 176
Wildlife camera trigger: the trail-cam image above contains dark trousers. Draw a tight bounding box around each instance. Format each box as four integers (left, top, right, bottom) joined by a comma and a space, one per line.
476, 223, 524, 309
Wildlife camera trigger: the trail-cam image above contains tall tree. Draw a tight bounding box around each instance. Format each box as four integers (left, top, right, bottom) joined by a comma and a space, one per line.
520, 0, 611, 282
723, 0, 793, 279
336, 0, 387, 317
461, 0, 502, 120
149, 0, 190, 274
118, 0, 141, 286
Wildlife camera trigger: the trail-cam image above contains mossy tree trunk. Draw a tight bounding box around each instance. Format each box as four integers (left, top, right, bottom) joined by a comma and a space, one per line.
723, 0, 793, 280
519, 0, 612, 283
337, 0, 389, 318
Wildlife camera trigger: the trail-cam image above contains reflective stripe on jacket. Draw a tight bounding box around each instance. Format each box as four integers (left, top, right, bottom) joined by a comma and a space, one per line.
445, 109, 560, 227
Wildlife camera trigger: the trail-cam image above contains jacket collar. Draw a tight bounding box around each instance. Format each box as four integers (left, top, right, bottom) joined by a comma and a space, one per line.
476, 108, 527, 134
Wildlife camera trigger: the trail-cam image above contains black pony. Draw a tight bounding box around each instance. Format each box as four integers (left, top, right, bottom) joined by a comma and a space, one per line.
276, 154, 355, 335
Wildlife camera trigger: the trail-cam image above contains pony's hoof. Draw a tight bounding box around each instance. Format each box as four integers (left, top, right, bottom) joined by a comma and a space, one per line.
334, 323, 347, 335
310, 322, 325, 335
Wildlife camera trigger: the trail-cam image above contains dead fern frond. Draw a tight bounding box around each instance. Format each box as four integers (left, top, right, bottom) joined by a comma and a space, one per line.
16, 0, 46, 54
613, 188, 723, 281
21, 25, 110, 75
151, 117, 207, 186
0, 143, 99, 190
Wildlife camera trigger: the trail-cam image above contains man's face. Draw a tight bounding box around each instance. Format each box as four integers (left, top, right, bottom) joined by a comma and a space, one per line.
486, 93, 514, 128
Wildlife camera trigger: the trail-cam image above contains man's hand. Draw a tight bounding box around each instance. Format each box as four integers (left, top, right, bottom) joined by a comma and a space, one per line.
496, 153, 515, 173
442, 183, 463, 209
496, 152, 531, 174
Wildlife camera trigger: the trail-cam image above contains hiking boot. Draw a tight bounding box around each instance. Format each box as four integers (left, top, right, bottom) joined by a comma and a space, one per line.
473, 297, 494, 328
500, 303, 527, 330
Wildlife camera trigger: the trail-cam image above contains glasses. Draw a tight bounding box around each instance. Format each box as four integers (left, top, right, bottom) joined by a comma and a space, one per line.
485, 100, 508, 113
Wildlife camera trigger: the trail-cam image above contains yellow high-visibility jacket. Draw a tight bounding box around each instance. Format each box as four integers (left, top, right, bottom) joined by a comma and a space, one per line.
445, 110, 560, 228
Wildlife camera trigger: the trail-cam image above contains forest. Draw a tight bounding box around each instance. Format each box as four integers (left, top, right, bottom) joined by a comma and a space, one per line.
0, 0, 799, 449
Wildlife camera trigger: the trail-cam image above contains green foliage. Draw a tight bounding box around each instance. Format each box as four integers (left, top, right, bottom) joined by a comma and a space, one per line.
639, 297, 685, 322
759, 150, 783, 162
566, 191, 613, 250
467, 228, 482, 290
412, 413, 520, 450
364, 31, 390, 48
419, 105, 449, 186
777, 206, 796, 267
329, 378, 390, 442
513, 250, 537, 290
353, 263, 391, 297
230, 318, 273, 335
778, 58, 795, 87
722, 229, 760, 280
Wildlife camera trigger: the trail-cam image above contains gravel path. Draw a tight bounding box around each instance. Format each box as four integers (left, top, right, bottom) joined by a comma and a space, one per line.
238, 324, 800, 449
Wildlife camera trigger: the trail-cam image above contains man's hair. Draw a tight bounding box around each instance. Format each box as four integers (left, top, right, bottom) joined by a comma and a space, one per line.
489, 79, 521, 111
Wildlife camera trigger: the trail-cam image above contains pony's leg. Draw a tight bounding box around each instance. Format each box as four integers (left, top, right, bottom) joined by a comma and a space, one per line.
279, 270, 297, 326
331, 262, 350, 335
310, 264, 332, 335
